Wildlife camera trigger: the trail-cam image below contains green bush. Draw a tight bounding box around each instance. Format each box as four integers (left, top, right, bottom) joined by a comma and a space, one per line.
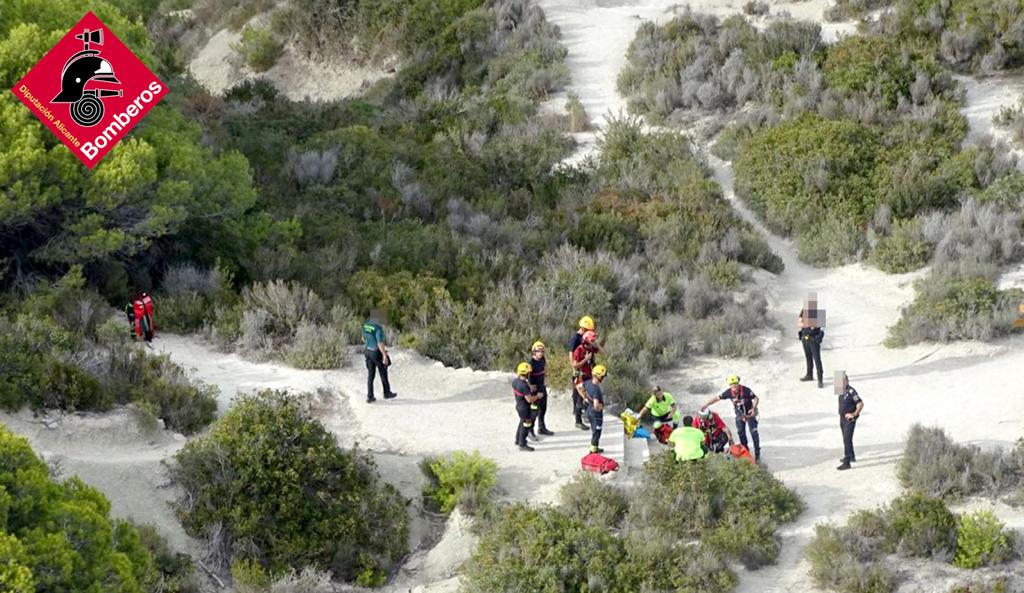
807, 524, 896, 593
232, 25, 283, 72
171, 391, 408, 582
0, 424, 181, 593
882, 493, 959, 560
462, 504, 737, 593
870, 218, 932, 273
954, 510, 1016, 569
626, 452, 803, 566
421, 450, 498, 515
558, 472, 629, 529
886, 273, 1023, 346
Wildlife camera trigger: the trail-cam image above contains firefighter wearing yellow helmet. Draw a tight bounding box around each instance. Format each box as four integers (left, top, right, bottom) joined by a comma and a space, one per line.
568, 316, 600, 430
581, 365, 608, 454
526, 341, 553, 440
513, 362, 539, 451
700, 374, 761, 463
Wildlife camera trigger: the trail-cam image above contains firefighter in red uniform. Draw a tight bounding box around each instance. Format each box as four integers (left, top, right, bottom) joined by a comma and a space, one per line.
131, 291, 156, 343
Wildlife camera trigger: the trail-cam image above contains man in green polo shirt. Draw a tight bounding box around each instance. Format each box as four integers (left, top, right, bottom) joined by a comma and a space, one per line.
669, 415, 707, 462
636, 385, 681, 427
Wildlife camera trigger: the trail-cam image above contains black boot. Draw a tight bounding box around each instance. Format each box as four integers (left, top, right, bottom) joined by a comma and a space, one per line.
837, 461, 851, 470
519, 444, 535, 452
818, 378, 824, 388
799, 375, 813, 381
539, 427, 554, 436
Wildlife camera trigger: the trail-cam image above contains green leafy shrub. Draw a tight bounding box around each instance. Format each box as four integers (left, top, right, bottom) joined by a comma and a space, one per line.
282, 322, 347, 369
421, 450, 498, 515
462, 504, 737, 593
0, 424, 178, 593
627, 452, 803, 565
955, 510, 1016, 569
171, 391, 408, 582
232, 25, 283, 72
558, 472, 629, 528
870, 218, 931, 273
883, 493, 959, 560
135, 523, 201, 593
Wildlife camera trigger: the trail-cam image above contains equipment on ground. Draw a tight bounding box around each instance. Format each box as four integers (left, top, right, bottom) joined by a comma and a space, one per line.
581, 452, 619, 474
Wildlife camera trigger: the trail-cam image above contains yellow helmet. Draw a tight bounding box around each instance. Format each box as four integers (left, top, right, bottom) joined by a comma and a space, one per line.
579, 316, 595, 331
593, 365, 608, 379
532, 341, 545, 351
727, 374, 740, 385
517, 362, 531, 376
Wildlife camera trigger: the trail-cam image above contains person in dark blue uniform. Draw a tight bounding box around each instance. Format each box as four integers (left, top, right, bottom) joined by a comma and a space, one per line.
837, 372, 863, 471
798, 308, 825, 388
527, 341, 554, 438
701, 374, 761, 463
513, 363, 538, 452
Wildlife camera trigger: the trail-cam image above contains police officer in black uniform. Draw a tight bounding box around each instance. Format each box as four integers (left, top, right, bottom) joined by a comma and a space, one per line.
837, 372, 863, 471
798, 308, 824, 388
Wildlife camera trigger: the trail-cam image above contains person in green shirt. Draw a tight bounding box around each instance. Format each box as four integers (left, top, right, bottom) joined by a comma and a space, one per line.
668, 415, 708, 462
636, 386, 681, 427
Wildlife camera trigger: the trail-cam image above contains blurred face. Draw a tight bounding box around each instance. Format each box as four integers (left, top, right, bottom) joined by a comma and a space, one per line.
730, 383, 740, 395
532, 348, 544, 359
654, 389, 664, 401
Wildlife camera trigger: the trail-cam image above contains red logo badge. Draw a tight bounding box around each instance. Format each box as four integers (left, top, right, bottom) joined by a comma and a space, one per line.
9, 11, 167, 168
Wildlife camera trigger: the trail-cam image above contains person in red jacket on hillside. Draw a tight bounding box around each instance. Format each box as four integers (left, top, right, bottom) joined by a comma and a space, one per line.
567, 316, 598, 430
130, 291, 156, 344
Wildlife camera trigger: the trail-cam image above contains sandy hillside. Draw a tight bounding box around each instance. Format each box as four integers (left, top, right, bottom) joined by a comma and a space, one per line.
4, 1, 1024, 592
188, 18, 391, 102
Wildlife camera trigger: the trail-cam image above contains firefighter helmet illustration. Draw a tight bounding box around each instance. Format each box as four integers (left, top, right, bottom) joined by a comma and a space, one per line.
51, 28, 123, 127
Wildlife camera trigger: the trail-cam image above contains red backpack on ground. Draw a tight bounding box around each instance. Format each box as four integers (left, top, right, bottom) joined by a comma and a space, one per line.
655, 423, 674, 444
581, 453, 619, 474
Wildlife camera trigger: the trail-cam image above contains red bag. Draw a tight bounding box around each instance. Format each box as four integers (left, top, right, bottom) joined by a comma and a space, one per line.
581, 453, 619, 474
729, 444, 755, 463
655, 423, 674, 444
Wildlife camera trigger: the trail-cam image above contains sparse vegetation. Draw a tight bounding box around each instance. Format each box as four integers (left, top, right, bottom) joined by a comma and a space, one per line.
232, 25, 283, 72
171, 391, 408, 584
897, 424, 1024, 500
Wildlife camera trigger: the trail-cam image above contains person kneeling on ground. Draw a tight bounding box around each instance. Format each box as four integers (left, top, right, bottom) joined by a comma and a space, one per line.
669, 415, 707, 462
513, 362, 540, 452
581, 365, 607, 454
636, 385, 681, 428
694, 408, 733, 453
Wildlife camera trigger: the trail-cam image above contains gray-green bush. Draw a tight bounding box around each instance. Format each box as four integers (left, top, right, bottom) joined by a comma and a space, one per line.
897, 424, 1024, 499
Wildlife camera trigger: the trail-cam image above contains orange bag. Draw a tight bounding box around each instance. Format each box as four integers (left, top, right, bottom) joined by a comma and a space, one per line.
729, 444, 755, 463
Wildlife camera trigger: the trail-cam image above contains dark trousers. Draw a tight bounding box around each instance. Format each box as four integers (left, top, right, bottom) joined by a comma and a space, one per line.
571, 379, 585, 423
841, 417, 857, 462
365, 349, 391, 398
802, 338, 823, 380
736, 415, 760, 456
515, 398, 533, 446
653, 412, 676, 427
530, 385, 548, 432
587, 406, 603, 448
